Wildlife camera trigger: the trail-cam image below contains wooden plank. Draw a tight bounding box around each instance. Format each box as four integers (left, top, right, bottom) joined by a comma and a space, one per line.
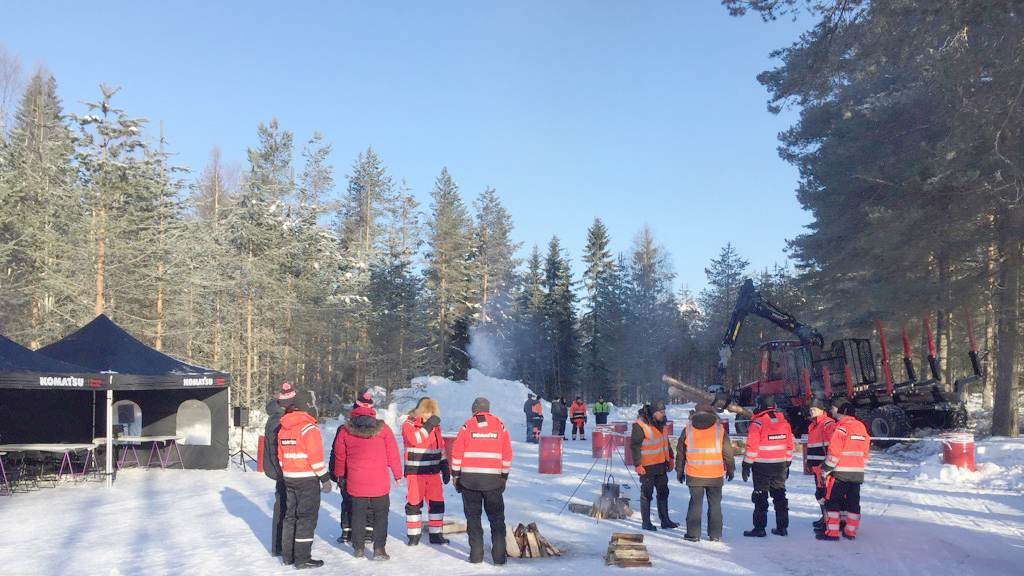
505, 529, 522, 558
616, 560, 654, 567
611, 549, 650, 561
526, 531, 541, 558
611, 532, 644, 542
568, 502, 593, 515
608, 544, 647, 552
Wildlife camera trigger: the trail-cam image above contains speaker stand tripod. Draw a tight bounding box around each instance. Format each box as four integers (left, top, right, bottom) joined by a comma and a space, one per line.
231, 426, 256, 471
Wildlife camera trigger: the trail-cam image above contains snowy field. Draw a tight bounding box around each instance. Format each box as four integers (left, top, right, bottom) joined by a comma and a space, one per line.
2, 370, 1023, 576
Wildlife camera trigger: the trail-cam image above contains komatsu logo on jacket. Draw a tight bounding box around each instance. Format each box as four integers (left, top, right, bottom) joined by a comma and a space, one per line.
39, 376, 84, 387
471, 432, 498, 439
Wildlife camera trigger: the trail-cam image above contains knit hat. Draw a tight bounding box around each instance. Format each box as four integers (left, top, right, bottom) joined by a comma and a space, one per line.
293, 390, 317, 417
472, 397, 490, 414
809, 397, 830, 411
650, 400, 666, 413
354, 388, 373, 409
278, 382, 297, 404
834, 399, 857, 416
756, 394, 777, 412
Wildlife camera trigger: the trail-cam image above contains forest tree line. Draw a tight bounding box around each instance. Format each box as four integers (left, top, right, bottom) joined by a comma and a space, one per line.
1, 0, 1021, 435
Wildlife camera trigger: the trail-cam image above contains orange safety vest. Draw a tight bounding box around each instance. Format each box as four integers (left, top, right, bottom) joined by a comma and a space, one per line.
683, 421, 726, 479
806, 413, 837, 471
532, 402, 543, 417
570, 401, 586, 421
743, 409, 794, 465
635, 419, 670, 467
824, 416, 870, 475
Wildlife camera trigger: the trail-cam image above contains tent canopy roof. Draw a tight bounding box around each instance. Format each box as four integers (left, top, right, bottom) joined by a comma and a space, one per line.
36, 314, 229, 390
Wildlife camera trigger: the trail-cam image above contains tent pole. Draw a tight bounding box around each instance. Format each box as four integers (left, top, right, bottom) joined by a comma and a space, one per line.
106, 385, 113, 488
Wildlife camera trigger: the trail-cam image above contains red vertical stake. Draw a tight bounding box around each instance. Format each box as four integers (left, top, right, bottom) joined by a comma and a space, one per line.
844, 363, 855, 398
802, 367, 812, 398
877, 320, 894, 397
822, 365, 833, 398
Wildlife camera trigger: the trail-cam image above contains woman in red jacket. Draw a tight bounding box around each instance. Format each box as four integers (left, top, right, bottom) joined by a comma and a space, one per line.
332, 392, 403, 561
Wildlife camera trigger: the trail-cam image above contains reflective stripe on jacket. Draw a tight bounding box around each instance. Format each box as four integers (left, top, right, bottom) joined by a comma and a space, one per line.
823, 416, 870, 482
636, 418, 670, 467
451, 412, 513, 492
402, 416, 446, 476
570, 401, 587, 421
684, 421, 726, 479
278, 410, 328, 479
744, 409, 794, 465
806, 413, 837, 470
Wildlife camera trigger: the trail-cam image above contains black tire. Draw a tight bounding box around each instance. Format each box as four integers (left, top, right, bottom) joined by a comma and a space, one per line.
946, 402, 969, 429
868, 405, 911, 447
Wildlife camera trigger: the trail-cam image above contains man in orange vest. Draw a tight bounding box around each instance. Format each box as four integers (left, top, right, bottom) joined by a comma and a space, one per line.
817, 399, 870, 541
452, 397, 514, 565
675, 403, 734, 542
402, 397, 451, 547
570, 396, 587, 440
741, 394, 794, 537
630, 400, 679, 531
805, 397, 837, 533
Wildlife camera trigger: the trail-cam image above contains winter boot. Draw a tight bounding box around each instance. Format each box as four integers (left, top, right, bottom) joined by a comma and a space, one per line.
641, 499, 656, 531
816, 532, 840, 541
373, 547, 390, 561
743, 528, 766, 537
771, 528, 788, 536
683, 534, 700, 542
293, 559, 324, 570
658, 505, 679, 529
642, 522, 658, 531
429, 533, 450, 545
407, 535, 420, 546
352, 547, 365, 559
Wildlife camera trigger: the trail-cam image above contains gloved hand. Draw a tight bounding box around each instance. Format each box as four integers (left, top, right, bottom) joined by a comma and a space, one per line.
668, 458, 674, 471
635, 465, 647, 475
423, 415, 441, 432
338, 478, 346, 493
676, 470, 685, 484
726, 469, 735, 482
786, 462, 791, 480
453, 475, 462, 493
741, 462, 751, 482
820, 466, 832, 480
441, 466, 451, 484
500, 476, 508, 493
321, 478, 333, 493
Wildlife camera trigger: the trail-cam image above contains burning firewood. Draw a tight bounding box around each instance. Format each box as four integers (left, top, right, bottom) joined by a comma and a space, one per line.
505, 523, 561, 558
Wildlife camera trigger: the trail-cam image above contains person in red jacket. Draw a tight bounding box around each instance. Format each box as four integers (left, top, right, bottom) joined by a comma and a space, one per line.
452, 397, 513, 565
569, 396, 587, 440
805, 397, 837, 533
277, 390, 331, 569
332, 391, 403, 561
817, 400, 871, 541
402, 397, 451, 546
741, 395, 794, 537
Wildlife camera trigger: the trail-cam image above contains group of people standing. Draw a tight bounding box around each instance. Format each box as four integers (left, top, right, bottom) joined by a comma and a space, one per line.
626, 393, 870, 544
523, 393, 610, 443
263, 384, 513, 569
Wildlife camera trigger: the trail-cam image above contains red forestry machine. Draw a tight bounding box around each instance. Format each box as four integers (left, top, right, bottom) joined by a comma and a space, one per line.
702, 279, 980, 441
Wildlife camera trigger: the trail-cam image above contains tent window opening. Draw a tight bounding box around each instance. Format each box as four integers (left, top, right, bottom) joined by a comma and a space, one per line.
177, 400, 211, 446
113, 400, 142, 438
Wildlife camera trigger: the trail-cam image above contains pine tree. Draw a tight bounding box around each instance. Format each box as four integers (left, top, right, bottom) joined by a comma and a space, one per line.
580, 218, 618, 399
541, 236, 578, 399
697, 243, 752, 388
0, 70, 75, 347
423, 167, 477, 378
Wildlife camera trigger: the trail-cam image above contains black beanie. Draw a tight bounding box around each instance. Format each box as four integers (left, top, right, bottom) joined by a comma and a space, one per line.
472, 397, 490, 413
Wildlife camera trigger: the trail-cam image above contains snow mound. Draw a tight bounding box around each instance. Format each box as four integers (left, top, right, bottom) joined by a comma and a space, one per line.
908, 437, 1024, 493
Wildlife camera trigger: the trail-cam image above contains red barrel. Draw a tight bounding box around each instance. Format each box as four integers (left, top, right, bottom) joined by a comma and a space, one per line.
442, 435, 456, 471
592, 427, 613, 458
257, 435, 266, 473
538, 435, 563, 474
664, 420, 674, 438
610, 422, 628, 447
941, 433, 975, 472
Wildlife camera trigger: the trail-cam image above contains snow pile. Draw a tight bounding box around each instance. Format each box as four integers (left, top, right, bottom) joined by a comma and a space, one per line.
900, 437, 1024, 493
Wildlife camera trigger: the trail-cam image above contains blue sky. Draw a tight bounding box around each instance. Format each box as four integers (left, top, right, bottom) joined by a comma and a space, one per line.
3, 1, 812, 296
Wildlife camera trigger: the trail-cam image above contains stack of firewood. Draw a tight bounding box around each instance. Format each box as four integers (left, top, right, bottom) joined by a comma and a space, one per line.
505, 522, 561, 558
605, 533, 651, 568
567, 497, 633, 519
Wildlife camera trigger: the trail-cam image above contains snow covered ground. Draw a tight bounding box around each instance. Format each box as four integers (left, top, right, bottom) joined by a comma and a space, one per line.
2, 370, 1023, 576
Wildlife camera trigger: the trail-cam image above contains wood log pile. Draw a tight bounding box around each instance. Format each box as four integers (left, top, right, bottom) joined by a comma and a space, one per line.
605, 533, 651, 567
505, 522, 560, 558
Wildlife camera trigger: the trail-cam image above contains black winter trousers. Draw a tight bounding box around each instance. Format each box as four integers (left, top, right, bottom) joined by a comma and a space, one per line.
282, 477, 321, 564
686, 485, 723, 539
462, 488, 506, 563
340, 486, 375, 542
351, 494, 390, 549
751, 471, 788, 531
595, 413, 608, 425
639, 472, 671, 525
271, 479, 287, 556
552, 418, 567, 437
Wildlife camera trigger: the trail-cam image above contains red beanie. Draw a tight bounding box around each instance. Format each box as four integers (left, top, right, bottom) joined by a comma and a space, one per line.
278, 382, 296, 402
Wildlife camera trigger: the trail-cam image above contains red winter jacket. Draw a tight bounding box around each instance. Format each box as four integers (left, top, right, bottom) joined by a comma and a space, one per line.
278, 409, 329, 480
331, 405, 403, 497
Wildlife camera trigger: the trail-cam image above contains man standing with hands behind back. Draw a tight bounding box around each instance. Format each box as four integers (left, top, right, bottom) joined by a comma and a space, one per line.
631, 400, 679, 531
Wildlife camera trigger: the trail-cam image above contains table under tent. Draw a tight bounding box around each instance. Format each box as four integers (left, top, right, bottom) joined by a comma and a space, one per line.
27, 313, 232, 479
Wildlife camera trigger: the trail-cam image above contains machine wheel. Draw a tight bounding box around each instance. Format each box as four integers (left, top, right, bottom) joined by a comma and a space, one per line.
947, 402, 969, 429
869, 405, 911, 447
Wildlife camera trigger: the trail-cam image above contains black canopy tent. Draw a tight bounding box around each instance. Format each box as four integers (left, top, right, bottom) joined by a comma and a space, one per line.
0, 333, 105, 444
33, 314, 232, 474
